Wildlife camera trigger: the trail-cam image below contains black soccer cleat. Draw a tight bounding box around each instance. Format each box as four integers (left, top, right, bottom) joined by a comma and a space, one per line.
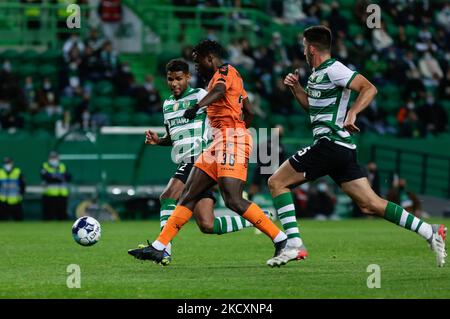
128, 243, 164, 263
272, 238, 287, 258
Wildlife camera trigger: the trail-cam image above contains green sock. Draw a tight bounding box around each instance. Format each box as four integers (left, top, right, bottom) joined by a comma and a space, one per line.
212, 216, 253, 235
159, 198, 176, 254
273, 192, 302, 246
384, 201, 432, 240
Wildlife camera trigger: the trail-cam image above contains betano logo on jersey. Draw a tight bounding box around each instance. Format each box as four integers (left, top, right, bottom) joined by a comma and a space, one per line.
169, 117, 190, 127
307, 88, 321, 98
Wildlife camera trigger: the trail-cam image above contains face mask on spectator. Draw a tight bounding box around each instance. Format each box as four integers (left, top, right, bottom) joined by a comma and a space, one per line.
317, 183, 328, 193
407, 102, 415, 110
49, 159, 59, 167
3, 163, 13, 172
70, 77, 80, 88
43, 81, 52, 90
426, 97, 434, 105
3, 61, 12, 72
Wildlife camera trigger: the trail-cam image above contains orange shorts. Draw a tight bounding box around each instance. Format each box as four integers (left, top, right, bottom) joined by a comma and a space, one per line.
195, 128, 253, 182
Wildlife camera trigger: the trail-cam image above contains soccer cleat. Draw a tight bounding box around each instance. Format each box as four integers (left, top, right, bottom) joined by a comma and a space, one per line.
128, 241, 165, 263
428, 224, 447, 267
160, 250, 172, 266
265, 239, 287, 267
266, 243, 308, 268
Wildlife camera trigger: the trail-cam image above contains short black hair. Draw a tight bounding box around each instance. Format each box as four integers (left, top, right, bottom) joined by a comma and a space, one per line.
166, 59, 189, 73
303, 25, 332, 52
193, 39, 227, 59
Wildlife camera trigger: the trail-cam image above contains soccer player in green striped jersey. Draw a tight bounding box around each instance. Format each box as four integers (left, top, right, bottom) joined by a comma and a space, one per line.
267, 25, 446, 267
133, 59, 258, 265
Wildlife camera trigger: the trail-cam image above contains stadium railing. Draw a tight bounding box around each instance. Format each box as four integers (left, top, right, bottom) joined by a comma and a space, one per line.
0, 2, 91, 48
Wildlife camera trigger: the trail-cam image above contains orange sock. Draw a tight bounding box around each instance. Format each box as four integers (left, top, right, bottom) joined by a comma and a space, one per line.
243, 203, 283, 241
157, 205, 193, 246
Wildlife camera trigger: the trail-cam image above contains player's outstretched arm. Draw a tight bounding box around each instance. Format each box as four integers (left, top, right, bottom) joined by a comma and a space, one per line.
184, 83, 226, 119
242, 97, 254, 128
145, 126, 172, 146
284, 70, 309, 112
344, 74, 378, 133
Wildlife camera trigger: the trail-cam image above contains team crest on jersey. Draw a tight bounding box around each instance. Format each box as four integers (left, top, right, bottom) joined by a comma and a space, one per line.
316, 73, 324, 83
184, 100, 190, 108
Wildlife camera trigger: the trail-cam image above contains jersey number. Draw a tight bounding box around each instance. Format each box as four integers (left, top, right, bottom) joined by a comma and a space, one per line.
221, 153, 235, 166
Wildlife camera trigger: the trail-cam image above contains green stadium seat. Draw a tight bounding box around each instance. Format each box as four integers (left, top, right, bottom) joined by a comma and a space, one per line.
17, 64, 38, 78
19, 49, 39, 63
39, 50, 62, 64
133, 113, 152, 126
94, 80, 114, 96
0, 49, 19, 62
38, 64, 58, 78
113, 96, 136, 111
112, 112, 132, 126
348, 23, 364, 37
91, 96, 113, 113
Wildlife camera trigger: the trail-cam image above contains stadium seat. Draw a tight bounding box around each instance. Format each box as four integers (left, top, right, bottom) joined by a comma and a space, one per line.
17, 64, 38, 78
133, 113, 152, 126
91, 96, 113, 113
113, 96, 136, 111
94, 81, 114, 96
19, 49, 39, 63
112, 112, 133, 126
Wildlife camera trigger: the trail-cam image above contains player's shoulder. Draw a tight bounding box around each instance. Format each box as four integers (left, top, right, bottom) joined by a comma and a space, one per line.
216, 63, 240, 77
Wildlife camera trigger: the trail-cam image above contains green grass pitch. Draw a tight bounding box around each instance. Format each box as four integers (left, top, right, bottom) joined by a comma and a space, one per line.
0, 218, 449, 298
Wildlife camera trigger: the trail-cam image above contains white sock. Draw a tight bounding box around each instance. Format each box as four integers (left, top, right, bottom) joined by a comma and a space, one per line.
152, 240, 166, 251
287, 237, 303, 247
418, 223, 433, 241
273, 231, 288, 243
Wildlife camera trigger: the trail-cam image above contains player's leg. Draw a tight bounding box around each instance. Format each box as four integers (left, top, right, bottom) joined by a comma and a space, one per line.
218, 177, 288, 258
128, 167, 216, 262
268, 159, 306, 248
193, 193, 256, 234
342, 177, 447, 267
157, 177, 185, 262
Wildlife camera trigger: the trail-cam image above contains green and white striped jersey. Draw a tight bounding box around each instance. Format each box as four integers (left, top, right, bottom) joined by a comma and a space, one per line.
163, 87, 211, 164
306, 58, 358, 149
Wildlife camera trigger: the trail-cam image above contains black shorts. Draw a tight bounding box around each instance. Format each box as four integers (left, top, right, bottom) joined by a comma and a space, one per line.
172, 161, 216, 202
288, 138, 366, 186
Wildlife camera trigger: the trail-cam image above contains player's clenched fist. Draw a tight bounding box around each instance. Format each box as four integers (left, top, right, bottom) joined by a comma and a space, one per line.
145, 129, 159, 145
284, 70, 300, 89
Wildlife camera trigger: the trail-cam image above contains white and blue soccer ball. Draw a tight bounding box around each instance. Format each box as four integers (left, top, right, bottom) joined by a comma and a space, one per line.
72, 216, 101, 246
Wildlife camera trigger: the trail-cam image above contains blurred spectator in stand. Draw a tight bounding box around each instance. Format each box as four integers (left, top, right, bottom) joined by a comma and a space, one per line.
328, 1, 348, 39
42, 93, 62, 117
270, 77, 294, 115
23, 76, 38, 112
228, 39, 254, 71
372, 21, 394, 54
306, 180, 336, 220
386, 177, 424, 218
135, 75, 161, 114
289, 32, 306, 62
416, 93, 449, 136
99, 40, 119, 80
98, 0, 123, 48
269, 32, 291, 72
0, 157, 25, 221
397, 97, 421, 138
80, 45, 102, 82
248, 125, 286, 200
0, 110, 24, 131
293, 183, 309, 218
85, 27, 105, 53
439, 69, 450, 100
357, 99, 393, 135
281, 0, 307, 25
37, 77, 58, 110
0, 61, 26, 112
63, 34, 85, 63
437, 3, 450, 32
114, 62, 136, 96
419, 51, 444, 87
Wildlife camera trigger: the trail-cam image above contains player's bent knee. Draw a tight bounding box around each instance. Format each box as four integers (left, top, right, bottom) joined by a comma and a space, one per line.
267, 175, 282, 194
197, 220, 214, 234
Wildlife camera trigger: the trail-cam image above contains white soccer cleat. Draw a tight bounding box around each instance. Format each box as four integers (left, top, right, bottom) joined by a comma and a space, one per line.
266, 244, 308, 268
428, 224, 447, 267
